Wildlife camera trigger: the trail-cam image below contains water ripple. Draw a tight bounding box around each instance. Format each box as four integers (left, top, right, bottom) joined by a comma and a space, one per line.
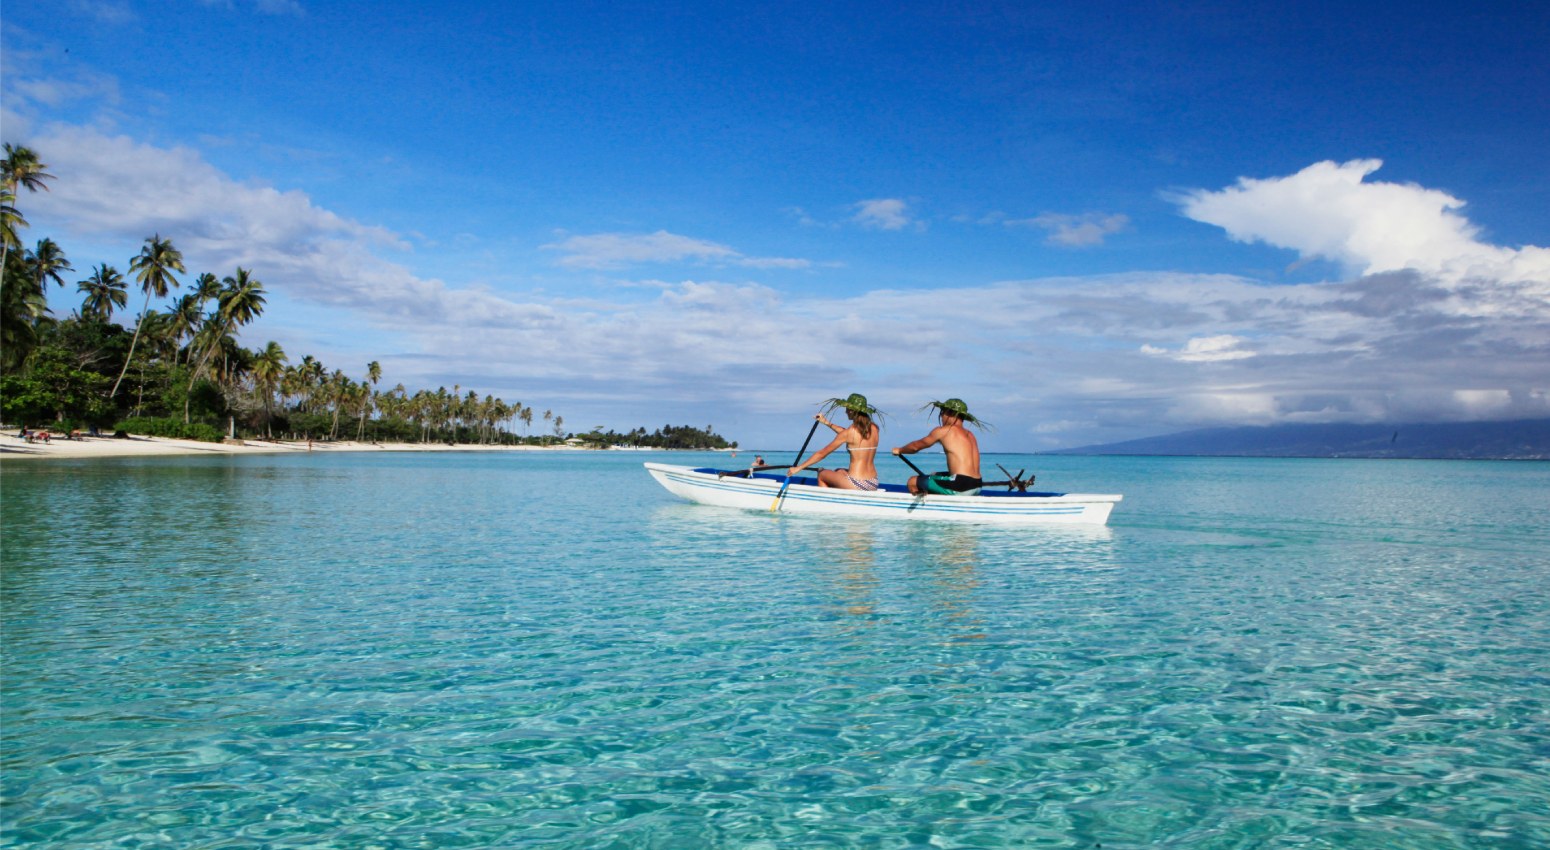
3, 453, 1547, 848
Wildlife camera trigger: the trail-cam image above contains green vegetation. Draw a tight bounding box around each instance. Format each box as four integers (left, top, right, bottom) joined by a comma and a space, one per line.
574, 424, 736, 450
0, 145, 735, 449
112, 417, 225, 443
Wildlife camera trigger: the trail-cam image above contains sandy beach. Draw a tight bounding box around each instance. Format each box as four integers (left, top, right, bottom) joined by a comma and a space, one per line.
0, 433, 573, 461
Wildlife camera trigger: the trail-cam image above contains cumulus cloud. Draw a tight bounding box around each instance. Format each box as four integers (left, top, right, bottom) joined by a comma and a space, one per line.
1009, 212, 1130, 247
1178, 159, 1550, 287
852, 198, 917, 231
11, 113, 1547, 447
542, 230, 811, 271
1141, 334, 1256, 362
17, 120, 586, 359
544, 231, 737, 269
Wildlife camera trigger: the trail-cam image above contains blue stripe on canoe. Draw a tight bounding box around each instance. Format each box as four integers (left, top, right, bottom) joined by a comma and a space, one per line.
666, 469, 1088, 516
690, 468, 1067, 498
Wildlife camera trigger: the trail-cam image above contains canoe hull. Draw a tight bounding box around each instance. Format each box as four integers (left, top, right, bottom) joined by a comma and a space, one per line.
644, 463, 1120, 525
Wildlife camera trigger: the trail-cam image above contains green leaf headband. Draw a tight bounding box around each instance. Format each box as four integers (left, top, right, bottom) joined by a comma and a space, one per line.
820, 392, 882, 419
922, 398, 991, 430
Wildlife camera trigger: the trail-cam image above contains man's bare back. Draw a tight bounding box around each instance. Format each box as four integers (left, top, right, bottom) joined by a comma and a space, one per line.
917, 421, 980, 479
892, 399, 987, 495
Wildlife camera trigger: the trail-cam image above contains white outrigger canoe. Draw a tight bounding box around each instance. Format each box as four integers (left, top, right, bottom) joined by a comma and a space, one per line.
645, 462, 1122, 526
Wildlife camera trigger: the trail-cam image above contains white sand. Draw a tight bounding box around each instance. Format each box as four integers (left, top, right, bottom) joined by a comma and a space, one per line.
0, 433, 573, 461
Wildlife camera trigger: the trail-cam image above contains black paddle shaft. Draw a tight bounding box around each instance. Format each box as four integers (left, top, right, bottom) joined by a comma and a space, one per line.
896, 451, 927, 477
790, 418, 822, 468
771, 418, 824, 512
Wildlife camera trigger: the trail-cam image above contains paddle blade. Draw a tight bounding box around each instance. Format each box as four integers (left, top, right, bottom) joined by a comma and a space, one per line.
770, 478, 792, 511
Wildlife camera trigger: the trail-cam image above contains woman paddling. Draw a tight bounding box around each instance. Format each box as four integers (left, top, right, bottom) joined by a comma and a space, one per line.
788, 393, 884, 490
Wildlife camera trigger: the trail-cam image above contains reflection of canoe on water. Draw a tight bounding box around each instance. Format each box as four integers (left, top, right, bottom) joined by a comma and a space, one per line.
644, 463, 1122, 526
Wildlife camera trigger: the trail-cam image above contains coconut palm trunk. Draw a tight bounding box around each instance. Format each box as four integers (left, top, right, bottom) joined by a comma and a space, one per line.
185, 269, 264, 423
112, 236, 185, 400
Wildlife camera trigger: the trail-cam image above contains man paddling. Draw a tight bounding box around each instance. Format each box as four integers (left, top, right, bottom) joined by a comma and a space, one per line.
892, 398, 987, 496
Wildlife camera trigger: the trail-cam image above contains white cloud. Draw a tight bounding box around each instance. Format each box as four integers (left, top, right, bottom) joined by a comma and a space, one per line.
1142, 334, 1256, 362
852, 198, 916, 231
13, 118, 1548, 448
542, 230, 810, 271
20, 123, 569, 341
1178, 159, 1550, 288
1009, 212, 1130, 247
1167, 392, 1282, 424
1450, 389, 1514, 415
736, 256, 813, 270
3, 65, 121, 112
544, 231, 738, 269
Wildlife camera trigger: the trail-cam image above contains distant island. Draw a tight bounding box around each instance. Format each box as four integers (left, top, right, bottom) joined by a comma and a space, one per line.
1046, 419, 1550, 460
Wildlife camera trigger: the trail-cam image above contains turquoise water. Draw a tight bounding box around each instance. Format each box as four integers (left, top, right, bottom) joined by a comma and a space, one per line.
3, 451, 1548, 849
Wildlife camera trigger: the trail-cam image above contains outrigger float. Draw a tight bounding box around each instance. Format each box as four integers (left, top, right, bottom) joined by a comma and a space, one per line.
644, 462, 1122, 526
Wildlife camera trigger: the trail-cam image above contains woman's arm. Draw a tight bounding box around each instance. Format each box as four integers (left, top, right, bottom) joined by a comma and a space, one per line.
792, 430, 850, 473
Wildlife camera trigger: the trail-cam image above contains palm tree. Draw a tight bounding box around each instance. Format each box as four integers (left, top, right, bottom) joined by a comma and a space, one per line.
355, 360, 382, 441
280, 364, 304, 423
185, 268, 265, 422
1, 145, 53, 294
111, 235, 186, 399
0, 188, 24, 259
0, 239, 72, 363
325, 370, 349, 439
217, 338, 255, 403
125, 310, 173, 416
77, 264, 128, 321
0, 144, 53, 197
0, 265, 50, 370
164, 293, 203, 364
27, 238, 72, 292
190, 272, 221, 308
252, 341, 289, 437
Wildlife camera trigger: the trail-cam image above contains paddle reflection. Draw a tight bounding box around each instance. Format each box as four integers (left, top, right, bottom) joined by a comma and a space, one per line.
762, 517, 993, 638
902, 523, 986, 641
803, 520, 882, 622
835, 526, 880, 618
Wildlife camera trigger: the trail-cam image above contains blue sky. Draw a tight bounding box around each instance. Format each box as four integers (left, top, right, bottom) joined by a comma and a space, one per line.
4, 0, 1547, 450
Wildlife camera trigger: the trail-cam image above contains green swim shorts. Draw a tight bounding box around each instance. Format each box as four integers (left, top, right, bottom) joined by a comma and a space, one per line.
924, 473, 983, 496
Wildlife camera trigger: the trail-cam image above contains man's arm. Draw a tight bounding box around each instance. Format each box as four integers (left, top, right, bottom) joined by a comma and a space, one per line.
893, 426, 945, 455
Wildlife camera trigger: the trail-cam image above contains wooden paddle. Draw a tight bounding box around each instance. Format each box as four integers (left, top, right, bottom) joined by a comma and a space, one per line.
770, 419, 822, 511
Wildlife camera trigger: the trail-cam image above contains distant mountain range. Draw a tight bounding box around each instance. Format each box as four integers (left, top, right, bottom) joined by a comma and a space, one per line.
1046, 419, 1550, 460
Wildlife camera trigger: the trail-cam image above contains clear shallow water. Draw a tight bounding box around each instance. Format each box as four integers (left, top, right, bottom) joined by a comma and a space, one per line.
3, 452, 1548, 849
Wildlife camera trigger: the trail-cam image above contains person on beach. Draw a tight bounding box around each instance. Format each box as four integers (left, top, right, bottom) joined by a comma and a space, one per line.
893, 398, 987, 496
789, 393, 884, 490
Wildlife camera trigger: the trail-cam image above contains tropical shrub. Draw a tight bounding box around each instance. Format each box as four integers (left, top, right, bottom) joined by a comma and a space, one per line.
0, 347, 116, 427
113, 416, 225, 442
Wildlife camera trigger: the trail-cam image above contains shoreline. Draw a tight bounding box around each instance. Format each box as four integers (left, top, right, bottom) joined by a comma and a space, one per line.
0, 434, 586, 461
